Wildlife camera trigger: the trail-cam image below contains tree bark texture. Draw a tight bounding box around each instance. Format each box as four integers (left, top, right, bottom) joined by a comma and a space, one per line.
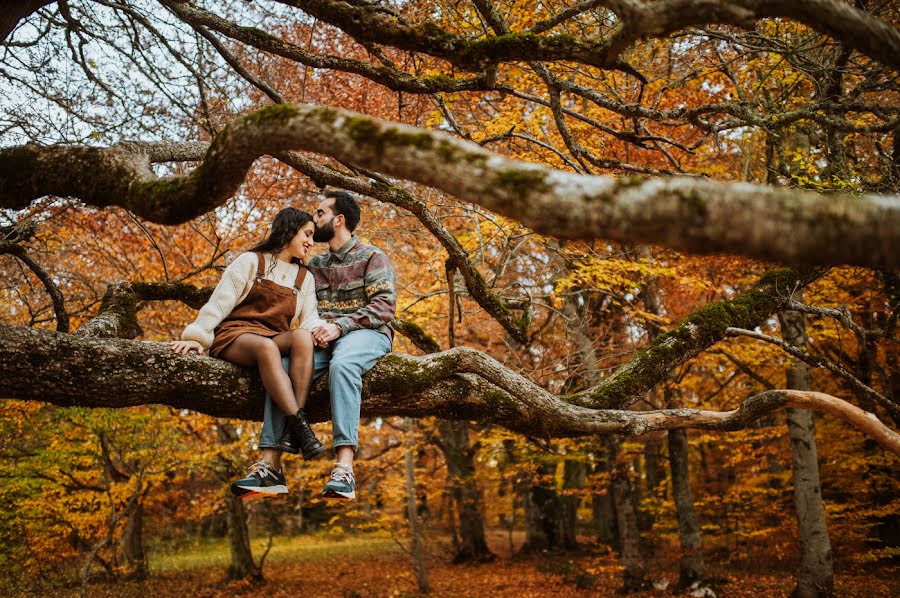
591, 455, 621, 551
560, 456, 585, 549
248, 0, 900, 71
223, 491, 261, 581
779, 303, 834, 597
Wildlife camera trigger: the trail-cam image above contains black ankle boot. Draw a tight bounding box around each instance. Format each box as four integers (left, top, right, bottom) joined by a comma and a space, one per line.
280, 410, 325, 460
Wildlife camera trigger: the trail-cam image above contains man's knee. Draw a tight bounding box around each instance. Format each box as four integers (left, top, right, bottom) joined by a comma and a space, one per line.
329, 359, 362, 379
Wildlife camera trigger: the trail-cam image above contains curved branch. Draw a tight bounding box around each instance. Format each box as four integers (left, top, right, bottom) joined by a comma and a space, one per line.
631, 389, 900, 456
2, 104, 898, 269
190, 22, 284, 104
0, 240, 68, 332
725, 326, 899, 419
73, 281, 215, 339
529, 1, 607, 35
603, 0, 900, 71
74, 281, 143, 339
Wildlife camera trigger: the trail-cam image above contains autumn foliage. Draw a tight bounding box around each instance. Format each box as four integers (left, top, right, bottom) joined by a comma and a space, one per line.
0, 1, 898, 596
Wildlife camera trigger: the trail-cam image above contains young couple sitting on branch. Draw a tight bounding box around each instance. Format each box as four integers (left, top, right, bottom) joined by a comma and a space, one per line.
170, 190, 395, 501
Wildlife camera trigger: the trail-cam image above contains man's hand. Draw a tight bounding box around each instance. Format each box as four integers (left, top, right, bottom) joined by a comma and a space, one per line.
311, 322, 341, 347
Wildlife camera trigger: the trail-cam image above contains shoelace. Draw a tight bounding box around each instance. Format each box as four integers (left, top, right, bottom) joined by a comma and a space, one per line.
330, 464, 354, 484
249, 460, 276, 480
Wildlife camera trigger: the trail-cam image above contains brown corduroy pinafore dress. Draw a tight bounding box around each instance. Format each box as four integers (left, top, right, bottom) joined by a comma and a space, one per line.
209, 253, 307, 359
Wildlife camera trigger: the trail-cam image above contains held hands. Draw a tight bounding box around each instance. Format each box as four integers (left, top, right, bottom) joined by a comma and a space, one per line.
170, 339, 204, 355
311, 322, 341, 348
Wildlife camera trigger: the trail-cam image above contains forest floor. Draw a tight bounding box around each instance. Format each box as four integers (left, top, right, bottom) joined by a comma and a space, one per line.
59, 529, 899, 597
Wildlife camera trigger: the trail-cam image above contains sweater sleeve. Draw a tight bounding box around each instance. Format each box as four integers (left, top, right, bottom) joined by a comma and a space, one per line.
296, 271, 326, 331
181, 252, 256, 349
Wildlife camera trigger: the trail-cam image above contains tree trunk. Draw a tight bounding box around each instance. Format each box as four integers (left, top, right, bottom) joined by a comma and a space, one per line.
643, 438, 666, 500
119, 501, 148, 580
560, 456, 584, 549
779, 302, 834, 597
592, 487, 619, 549
223, 491, 261, 580
668, 428, 705, 588
520, 459, 562, 553
404, 421, 430, 593
607, 436, 648, 592
436, 420, 495, 563
217, 423, 262, 581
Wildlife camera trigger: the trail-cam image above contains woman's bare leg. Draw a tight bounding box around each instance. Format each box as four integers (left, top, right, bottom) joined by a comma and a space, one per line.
273, 329, 315, 410
221, 333, 299, 417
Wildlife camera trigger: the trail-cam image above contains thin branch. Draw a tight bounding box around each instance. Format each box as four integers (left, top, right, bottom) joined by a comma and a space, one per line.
725, 326, 899, 419
0, 241, 68, 332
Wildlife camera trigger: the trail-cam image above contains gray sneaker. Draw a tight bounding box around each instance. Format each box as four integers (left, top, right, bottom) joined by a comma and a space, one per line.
230, 460, 288, 497
322, 463, 356, 500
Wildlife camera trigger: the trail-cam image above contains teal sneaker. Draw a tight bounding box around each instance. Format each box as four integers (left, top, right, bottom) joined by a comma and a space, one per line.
322, 463, 356, 500
230, 460, 288, 498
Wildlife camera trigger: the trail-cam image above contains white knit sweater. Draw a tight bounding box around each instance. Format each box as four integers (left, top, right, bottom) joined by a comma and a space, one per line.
181, 252, 323, 349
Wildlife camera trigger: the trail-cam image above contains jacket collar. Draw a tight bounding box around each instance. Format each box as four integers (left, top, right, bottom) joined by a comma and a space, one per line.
329, 235, 359, 262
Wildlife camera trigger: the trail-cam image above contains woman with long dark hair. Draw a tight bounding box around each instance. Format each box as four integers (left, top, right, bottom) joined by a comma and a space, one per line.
171, 207, 324, 497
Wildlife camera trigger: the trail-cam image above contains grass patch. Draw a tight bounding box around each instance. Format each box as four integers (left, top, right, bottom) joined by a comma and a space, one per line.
150, 532, 399, 573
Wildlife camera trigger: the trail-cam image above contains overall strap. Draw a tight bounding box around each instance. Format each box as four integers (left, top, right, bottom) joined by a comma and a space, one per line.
255, 252, 266, 280
293, 265, 308, 293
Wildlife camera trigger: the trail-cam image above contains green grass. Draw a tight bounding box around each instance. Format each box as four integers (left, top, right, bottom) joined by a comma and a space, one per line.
149, 532, 400, 573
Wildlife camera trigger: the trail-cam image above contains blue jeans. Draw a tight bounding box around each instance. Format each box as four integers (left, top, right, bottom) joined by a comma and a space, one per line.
259, 328, 392, 452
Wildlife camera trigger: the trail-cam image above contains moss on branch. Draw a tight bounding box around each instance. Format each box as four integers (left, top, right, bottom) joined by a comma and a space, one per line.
571, 268, 822, 410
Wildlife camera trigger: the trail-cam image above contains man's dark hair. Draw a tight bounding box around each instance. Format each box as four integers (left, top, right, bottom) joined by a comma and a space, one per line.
325, 190, 360, 232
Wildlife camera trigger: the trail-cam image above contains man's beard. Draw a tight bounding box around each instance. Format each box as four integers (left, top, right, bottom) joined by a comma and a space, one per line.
313, 218, 335, 242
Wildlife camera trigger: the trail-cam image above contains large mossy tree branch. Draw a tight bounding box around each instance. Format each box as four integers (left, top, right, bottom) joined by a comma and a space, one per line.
2, 104, 898, 269
1, 323, 897, 455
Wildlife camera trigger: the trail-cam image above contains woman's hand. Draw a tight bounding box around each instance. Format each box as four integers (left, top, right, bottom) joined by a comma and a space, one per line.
170, 340, 204, 355
311, 323, 341, 347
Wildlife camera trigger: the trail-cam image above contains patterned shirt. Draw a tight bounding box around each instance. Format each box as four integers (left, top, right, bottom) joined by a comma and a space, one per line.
308, 235, 396, 340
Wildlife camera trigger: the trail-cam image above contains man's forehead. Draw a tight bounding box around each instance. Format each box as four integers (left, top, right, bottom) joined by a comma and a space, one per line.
317, 197, 335, 211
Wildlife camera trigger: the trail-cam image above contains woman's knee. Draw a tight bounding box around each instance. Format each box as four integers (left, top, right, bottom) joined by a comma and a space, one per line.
257, 338, 282, 362
290, 328, 313, 350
